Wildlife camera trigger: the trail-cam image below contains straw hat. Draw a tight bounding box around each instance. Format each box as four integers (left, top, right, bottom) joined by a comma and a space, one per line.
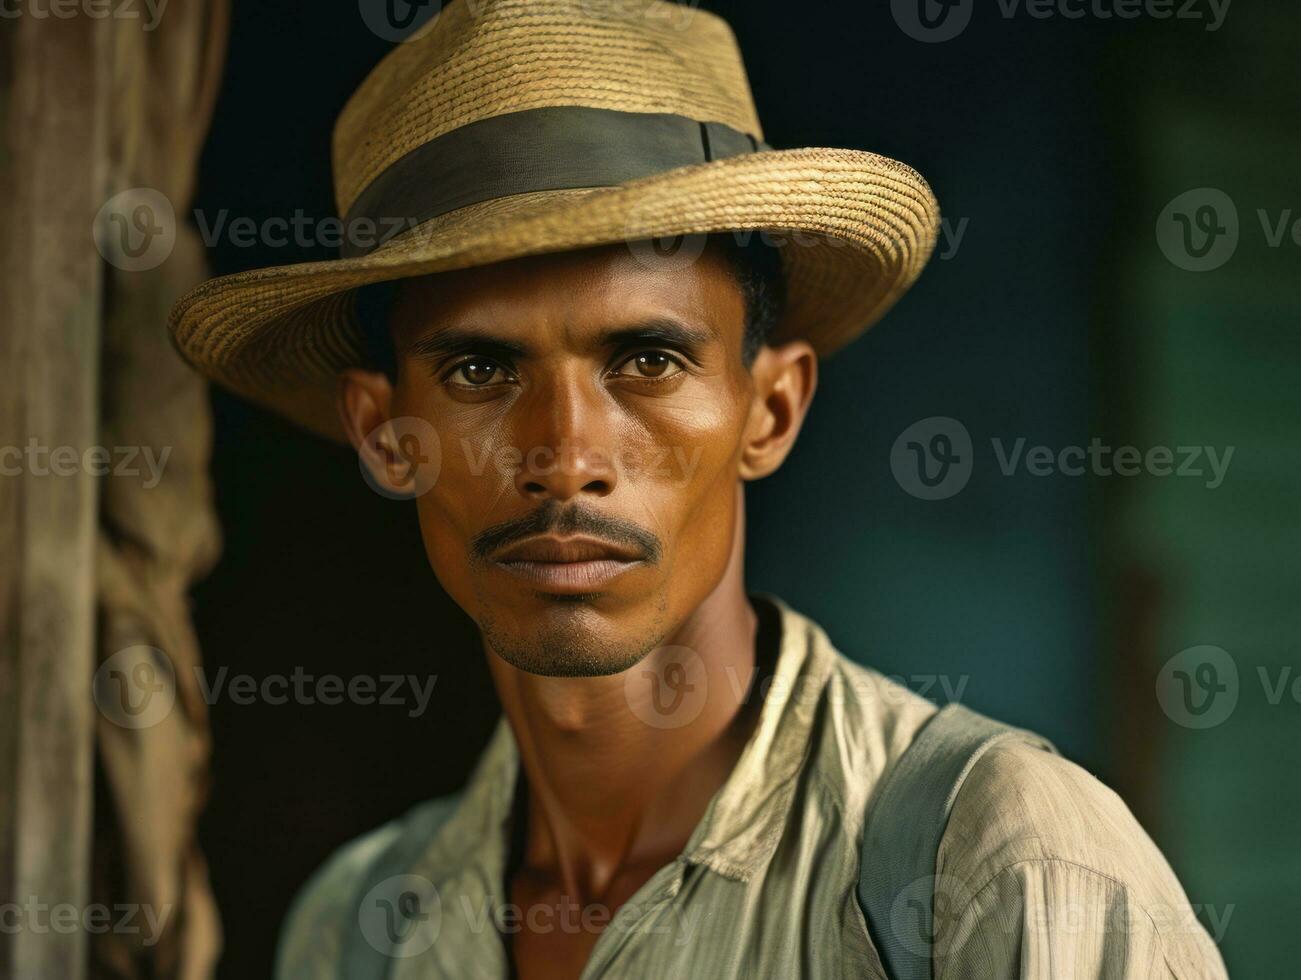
169, 0, 940, 441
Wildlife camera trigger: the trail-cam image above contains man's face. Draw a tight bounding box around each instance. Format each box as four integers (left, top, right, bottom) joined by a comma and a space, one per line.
348, 242, 799, 677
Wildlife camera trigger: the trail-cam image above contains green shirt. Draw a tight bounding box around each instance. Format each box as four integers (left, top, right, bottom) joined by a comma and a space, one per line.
276, 595, 1227, 979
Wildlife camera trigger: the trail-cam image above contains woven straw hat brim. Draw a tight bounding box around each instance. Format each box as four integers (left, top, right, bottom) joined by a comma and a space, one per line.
170, 145, 939, 442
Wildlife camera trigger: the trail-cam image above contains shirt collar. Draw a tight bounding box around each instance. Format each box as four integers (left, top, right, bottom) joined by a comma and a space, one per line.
680, 593, 835, 880
425, 593, 836, 885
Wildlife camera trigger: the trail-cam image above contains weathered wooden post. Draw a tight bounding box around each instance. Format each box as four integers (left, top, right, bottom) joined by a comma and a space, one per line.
0, 11, 110, 980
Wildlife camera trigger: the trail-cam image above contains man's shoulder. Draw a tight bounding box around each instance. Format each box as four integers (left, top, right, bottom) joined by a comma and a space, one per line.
274, 793, 461, 979
796, 624, 1158, 893
941, 739, 1173, 888
937, 739, 1228, 977
274, 817, 402, 977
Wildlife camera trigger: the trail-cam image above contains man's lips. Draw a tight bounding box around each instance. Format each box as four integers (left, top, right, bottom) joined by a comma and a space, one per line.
490, 535, 646, 593
492, 535, 644, 563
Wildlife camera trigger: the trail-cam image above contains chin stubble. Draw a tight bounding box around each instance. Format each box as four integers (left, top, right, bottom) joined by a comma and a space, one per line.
477, 594, 670, 678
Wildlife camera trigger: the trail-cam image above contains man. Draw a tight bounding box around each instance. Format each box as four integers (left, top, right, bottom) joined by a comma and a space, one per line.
169, 1, 1228, 977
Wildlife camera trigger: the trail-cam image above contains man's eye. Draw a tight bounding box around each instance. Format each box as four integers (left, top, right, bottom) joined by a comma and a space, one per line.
449, 358, 508, 386
612, 351, 684, 380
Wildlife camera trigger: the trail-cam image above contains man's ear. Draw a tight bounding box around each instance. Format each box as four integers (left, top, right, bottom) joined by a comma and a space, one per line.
338, 368, 411, 493
338, 367, 394, 448
739, 340, 818, 481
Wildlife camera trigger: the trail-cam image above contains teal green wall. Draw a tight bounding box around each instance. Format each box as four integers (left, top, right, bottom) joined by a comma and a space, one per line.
1110, 9, 1301, 974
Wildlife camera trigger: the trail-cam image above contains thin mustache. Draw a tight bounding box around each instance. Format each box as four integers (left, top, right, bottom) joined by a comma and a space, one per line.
471, 503, 663, 564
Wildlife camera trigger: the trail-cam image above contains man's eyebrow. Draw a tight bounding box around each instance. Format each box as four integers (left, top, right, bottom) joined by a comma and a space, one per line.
403, 317, 716, 362
405, 328, 532, 363
597, 317, 715, 352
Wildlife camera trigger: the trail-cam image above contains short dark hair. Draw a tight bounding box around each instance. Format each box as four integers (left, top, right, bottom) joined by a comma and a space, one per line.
714, 231, 786, 364
354, 232, 785, 379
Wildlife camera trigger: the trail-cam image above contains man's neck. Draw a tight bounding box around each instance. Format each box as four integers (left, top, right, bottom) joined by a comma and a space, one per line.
482, 495, 764, 906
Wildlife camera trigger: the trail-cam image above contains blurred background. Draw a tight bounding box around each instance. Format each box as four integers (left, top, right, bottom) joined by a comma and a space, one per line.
2, 0, 1296, 977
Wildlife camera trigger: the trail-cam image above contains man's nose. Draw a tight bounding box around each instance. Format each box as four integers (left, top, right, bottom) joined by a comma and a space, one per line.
512, 380, 618, 503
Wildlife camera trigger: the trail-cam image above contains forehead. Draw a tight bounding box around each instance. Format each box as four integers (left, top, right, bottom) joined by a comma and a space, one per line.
388, 241, 746, 351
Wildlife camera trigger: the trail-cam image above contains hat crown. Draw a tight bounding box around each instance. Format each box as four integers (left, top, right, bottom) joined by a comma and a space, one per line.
333, 0, 763, 217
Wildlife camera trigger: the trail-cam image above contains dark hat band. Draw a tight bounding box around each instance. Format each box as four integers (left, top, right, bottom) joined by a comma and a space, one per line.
339, 105, 770, 259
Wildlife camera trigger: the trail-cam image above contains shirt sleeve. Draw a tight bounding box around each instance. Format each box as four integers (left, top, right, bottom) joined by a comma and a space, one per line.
274, 821, 402, 980
937, 858, 1221, 978
932, 742, 1229, 980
